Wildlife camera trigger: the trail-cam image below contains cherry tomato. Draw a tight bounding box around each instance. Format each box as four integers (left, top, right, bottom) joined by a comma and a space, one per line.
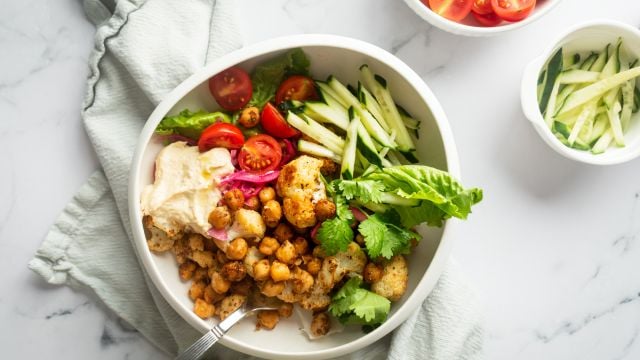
275, 75, 319, 104
238, 134, 282, 173
490, 0, 535, 22
472, 11, 503, 26
198, 123, 245, 152
426, 0, 473, 22
208, 67, 252, 111
260, 102, 299, 138
471, 0, 493, 14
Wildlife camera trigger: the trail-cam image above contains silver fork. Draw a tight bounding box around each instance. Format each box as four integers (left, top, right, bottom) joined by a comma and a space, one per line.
175, 303, 278, 360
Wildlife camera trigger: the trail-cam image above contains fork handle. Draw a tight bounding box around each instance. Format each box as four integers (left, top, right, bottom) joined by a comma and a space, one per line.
175, 325, 225, 360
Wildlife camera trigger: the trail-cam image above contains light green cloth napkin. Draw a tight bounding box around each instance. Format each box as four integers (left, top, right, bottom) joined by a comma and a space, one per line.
29, 0, 484, 358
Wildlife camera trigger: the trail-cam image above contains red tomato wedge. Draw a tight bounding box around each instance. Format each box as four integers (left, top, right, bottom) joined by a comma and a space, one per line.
260, 102, 299, 138
471, 0, 493, 14
490, 0, 536, 22
275, 75, 319, 104
208, 67, 252, 111
426, 0, 473, 22
198, 123, 245, 152
472, 11, 502, 26
238, 134, 282, 173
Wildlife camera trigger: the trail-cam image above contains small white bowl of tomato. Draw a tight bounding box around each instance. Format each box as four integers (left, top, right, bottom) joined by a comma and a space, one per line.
403, 0, 563, 36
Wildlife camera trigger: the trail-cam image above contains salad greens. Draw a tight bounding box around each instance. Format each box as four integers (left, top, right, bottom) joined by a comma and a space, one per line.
358, 210, 418, 259
156, 109, 231, 140
248, 48, 310, 108
329, 277, 390, 327
317, 195, 354, 256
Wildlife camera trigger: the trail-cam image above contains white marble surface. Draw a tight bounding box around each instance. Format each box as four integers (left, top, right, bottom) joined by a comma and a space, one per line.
2, 0, 640, 359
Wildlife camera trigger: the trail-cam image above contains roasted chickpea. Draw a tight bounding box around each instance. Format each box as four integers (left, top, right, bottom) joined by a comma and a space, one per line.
224, 189, 244, 211
221, 261, 246, 282
238, 106, 260, 128
292, 267, 314, 294
210, 271, 231, 294
270, 261, 291, 282
189, 281, 206, 300
292, 237, 309, 255
310, 312, 331, 337
193, 298, 215, 319
275, 240, 296, 265
273, 223, 294, 243
278, 303, 293, 318
203, 285, 224, 304
178, 260, 197, 281
208, 206, 231, 230
262, 200, 282, 228
355, 233, 365, 246
305, 257, 322, 276
226, 238, 248, 260
260, 279, 285, 297
253, 259, 271, 281
319, 158, 338, 176
314, 199, 336, 222
258, 187, 276, 204
193, 267, 209, 283
363, 262, 383, 283
243, 196, 261, 211
256, 310, 280, 330
258, 236, 279, 256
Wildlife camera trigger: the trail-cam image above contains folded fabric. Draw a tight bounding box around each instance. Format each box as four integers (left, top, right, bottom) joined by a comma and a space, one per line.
29, 0, 484, 358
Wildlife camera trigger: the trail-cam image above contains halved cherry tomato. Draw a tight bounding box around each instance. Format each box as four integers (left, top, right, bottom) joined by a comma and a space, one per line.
275, 75, 318, 104
198, 123, 245, 152
471, 0, 493, 14
260, 102, 299, 138
208, 67, 252, 111
490, 0, 535, 22
426, 0, 473, 22
472, 11, 502, 26
238, 134, 282, 173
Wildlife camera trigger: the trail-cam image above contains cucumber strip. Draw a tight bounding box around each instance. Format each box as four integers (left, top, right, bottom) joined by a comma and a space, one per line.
537, 69, 547, 103
544, 80, 561, 127
539, 48, 564, 114
356, 119, 384, 167
398, 105, 420, 139
556, 66, 640, 116
554, 84, 576, 114
355, 150, 370, 173
600, 39, 622, 78
302, 101, 350, 131
568, 101, 597, 145
286, 111, 344, 154
621, 63, 635, 130
592, 128, 613, 154
553, 121, 571, 138
589, 113, 609, 144
607, 101, 624, 146
580, 53, 598, 70
359, 65, 415, 152
298, 139, 341, 163
317, 81, 349, 108
341, 116, 359, 179
358, 82, 390, 132
589, 44, 610, 72
634, 86, 640, 113
558, 70, 601, 84
386, 152, 402, 166
328, 76, 397, 149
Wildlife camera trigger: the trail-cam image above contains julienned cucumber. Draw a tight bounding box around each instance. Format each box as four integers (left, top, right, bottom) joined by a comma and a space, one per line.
538, 39, 640, 154
298, 139, 341, 163
286, 111, 344, 154
341, 113, 359, 180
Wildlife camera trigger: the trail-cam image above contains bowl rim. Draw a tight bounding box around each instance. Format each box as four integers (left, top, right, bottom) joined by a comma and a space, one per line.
128, 34, 462, 359
520, 19, 640, 165
402, 0, 564, 36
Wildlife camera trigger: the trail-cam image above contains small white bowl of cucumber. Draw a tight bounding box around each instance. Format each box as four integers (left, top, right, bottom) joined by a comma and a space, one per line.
521, 19, 640, 165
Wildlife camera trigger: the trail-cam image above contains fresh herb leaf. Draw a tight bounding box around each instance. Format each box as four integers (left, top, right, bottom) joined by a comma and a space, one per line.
156, 109, 231, 139
248, 48, 310, 108
337, 179, 384, 203
318, 194, 354, 256
329, 277, 390, 326
359, 211, 419, 259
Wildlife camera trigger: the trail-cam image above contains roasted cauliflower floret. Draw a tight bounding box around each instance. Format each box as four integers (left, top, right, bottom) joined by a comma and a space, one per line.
276, 155, 326, 228
316, 242, 367, 292
143, 215, 181, 252
243, 246, 265, 278
371, 255, 409, 301
226, 208, 266, 242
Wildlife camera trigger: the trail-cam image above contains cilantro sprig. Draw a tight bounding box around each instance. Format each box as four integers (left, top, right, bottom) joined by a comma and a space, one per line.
317, 195, 354, 256
329, 277, 390, 326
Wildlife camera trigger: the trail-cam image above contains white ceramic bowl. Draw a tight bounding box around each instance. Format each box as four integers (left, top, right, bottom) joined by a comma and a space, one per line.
403, 0, 562, 37
521, 19, 640, 165
129, 34, 463, 359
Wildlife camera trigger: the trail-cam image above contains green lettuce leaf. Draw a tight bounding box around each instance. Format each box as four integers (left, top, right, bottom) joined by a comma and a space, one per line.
155, 109, 231, 139
248, 48, 310, 108
329, 277, 390, 326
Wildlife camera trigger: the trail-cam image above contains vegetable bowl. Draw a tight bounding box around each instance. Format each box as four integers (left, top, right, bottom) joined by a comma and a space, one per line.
129, 34, 481, 359
403, 0, 563, 37
521, 20, 640, 165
